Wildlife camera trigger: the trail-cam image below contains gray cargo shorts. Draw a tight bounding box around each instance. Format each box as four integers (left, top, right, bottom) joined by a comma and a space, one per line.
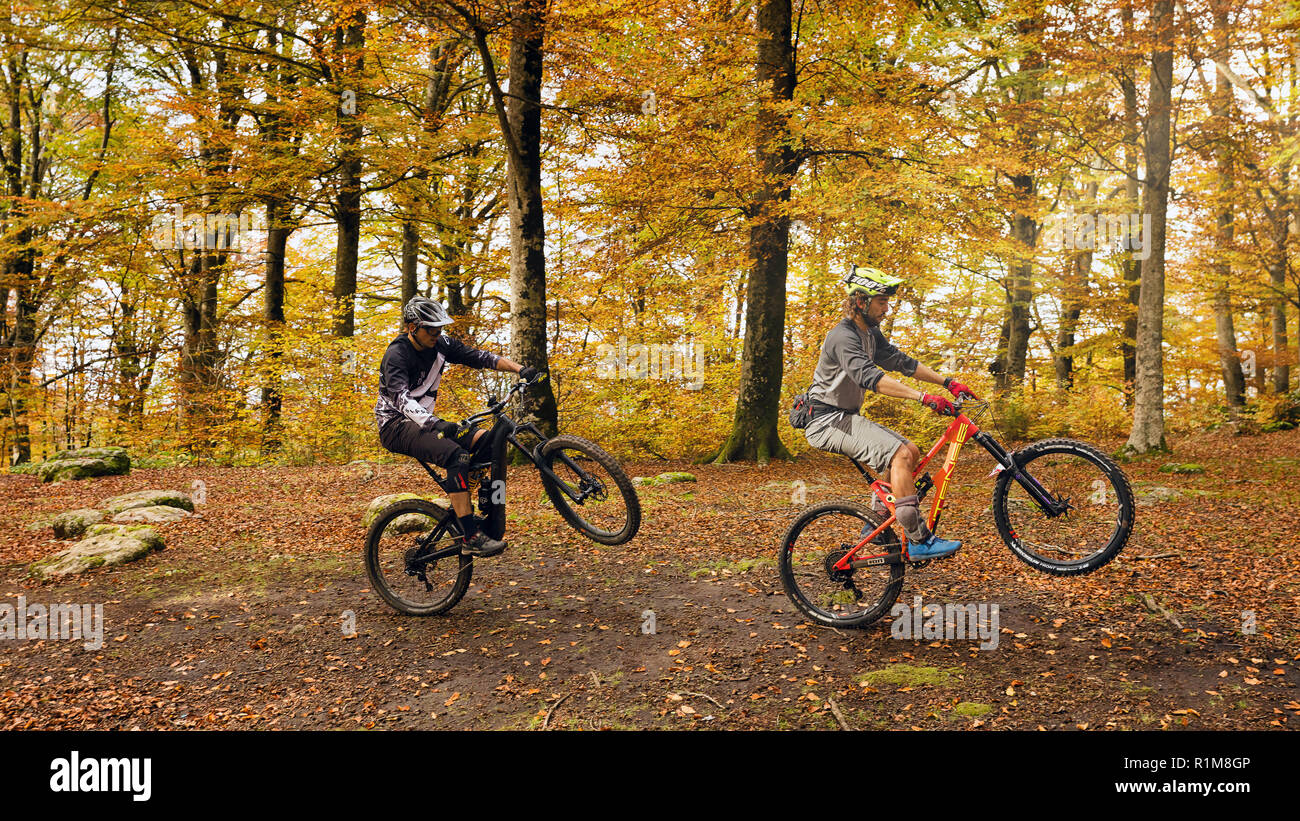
803, 410, 909, 474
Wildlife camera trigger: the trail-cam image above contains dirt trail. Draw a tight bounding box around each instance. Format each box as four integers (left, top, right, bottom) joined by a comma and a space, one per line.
2, 429, 1297, 730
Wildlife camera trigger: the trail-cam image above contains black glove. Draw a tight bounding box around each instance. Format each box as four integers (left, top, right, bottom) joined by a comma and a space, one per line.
421, 417, 458, 437
519, 366, 540, 382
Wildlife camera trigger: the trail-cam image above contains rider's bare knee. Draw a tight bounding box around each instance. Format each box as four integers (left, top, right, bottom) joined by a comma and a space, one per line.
892, 443, 917, 469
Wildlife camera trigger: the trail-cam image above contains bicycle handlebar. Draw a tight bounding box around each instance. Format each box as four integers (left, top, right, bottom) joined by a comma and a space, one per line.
448, 373, 548, 436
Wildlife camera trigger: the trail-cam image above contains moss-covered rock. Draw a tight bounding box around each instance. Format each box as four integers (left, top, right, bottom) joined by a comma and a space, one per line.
100, 489, 195, 515
363, 493, 449, 532
51, 509, 105, 539
29, 525, 163, 580
633, 471, 697, 487
1158, 463, 1205, 475
21, 446, 131, 483
111, 504, 192, 524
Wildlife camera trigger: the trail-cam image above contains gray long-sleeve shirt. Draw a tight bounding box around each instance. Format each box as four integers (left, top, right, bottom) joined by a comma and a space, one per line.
807, 318, 919, 412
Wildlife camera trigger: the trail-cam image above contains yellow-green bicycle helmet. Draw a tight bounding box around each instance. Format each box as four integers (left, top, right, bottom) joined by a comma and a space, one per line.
843, 264, 904, 297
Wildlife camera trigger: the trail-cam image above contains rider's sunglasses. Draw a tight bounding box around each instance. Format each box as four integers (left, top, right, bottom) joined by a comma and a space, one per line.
418, 324, 443, 336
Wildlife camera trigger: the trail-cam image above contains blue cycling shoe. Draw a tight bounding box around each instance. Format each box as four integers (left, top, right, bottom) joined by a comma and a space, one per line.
909, 535, 962, 560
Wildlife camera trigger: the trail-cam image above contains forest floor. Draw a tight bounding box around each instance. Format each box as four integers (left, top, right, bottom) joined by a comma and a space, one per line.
2, 427, 1298, 731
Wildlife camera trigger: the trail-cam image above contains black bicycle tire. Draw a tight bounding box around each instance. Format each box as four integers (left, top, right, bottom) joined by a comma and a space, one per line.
538, 434, 641, 545
777, 499, 905, 629
363, 499, 473, 616
991, 437, 1135, 576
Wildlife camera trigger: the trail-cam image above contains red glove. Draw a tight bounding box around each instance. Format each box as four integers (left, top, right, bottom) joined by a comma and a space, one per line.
944, 378, 978, 401
920, 393, 957, 417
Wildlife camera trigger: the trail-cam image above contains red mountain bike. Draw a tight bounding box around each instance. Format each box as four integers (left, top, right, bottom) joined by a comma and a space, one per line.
778, 400, 1135, 628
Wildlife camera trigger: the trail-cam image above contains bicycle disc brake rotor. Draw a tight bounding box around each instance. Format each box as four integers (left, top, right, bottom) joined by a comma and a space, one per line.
579, 474, 608, 502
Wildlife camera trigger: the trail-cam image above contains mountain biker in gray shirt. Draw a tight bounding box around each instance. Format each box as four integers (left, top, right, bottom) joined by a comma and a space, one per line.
803, 266, 979, 559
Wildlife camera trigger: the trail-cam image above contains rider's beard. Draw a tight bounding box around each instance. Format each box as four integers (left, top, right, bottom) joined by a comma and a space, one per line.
858, 302, 880, 327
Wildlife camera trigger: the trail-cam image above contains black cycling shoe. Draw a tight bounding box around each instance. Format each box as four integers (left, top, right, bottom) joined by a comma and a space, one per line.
461, 531, 506, 558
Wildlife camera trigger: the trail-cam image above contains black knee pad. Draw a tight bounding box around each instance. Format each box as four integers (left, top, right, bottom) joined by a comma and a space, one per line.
438, 449, 473, 493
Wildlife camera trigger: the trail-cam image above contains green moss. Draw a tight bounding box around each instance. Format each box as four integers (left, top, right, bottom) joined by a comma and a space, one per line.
855, 664, 959, 688
951, 701, 991, 717
689, 556, 774, 578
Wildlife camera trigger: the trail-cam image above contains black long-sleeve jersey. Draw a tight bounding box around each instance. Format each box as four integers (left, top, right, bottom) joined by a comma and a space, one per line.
374, 333, 500, 432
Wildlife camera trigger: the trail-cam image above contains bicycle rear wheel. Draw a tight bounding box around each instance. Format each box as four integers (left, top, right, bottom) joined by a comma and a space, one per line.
992, 438, 1134, 576
539, 434, 641, 545
778, 499, 905, 629
364, 498, 473, 616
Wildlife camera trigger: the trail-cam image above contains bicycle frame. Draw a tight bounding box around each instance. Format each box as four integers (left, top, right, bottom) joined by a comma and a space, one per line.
408, 379, 608, 553
831, 404, 1067, 572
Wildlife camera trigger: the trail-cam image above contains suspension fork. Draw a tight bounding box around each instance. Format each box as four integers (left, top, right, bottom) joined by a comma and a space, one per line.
508, 421, 597, 505
972, 431, 1064, 515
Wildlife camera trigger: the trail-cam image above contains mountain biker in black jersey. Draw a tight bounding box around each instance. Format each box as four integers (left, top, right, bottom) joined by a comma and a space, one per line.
375, 296, 538, 557
802, 265, 980, 560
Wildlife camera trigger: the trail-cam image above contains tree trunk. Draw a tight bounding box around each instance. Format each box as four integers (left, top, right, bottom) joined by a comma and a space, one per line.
1119, 2, 1142, 407
1125, 0, 1174, 454
995, 12, 1044, 394
710, 0, 797, 464
114, 276, 141, 433
1055, 191, 1093, 390
1210, 3, 1244, 413
504, 0, 558, 435
262, 200, 290, 451
401, 220, 419, 305
1270, 200, 1290, 393
332, 10, 365, 338
179, 245, 224, 450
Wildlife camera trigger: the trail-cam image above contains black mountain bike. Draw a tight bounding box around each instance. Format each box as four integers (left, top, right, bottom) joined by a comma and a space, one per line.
365, 375, 641, 616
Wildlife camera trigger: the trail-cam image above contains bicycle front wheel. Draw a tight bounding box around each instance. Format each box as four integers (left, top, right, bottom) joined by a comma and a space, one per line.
539, 435, 641, 545
992, 438, 1135, 576
364, 498, 473, 616
778, 499, 905, 629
